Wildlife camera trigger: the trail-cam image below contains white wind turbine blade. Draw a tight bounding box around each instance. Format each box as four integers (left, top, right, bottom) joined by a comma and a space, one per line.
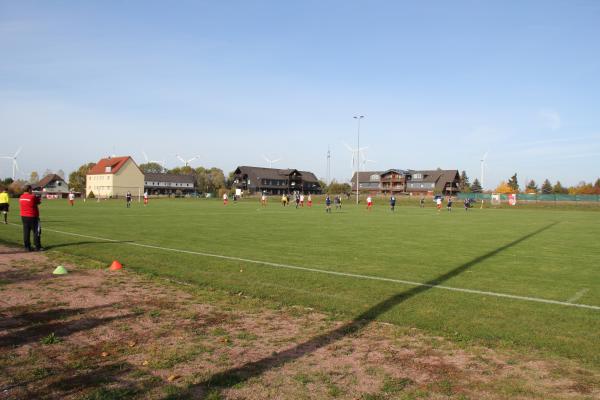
262, 155, 271, 163
13, 147, 22, 158
271, 158, 281, 164
343, 142, 354, 152
12, 159, 19, 180
176, 155, 186, 164
142, 150, 149, 163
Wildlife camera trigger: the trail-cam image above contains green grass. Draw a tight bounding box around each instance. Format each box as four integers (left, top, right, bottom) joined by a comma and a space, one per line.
0, 197, 599, 366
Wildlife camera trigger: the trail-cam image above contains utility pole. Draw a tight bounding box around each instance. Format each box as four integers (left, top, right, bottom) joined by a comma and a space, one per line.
326, 146, 331, 185
353, 115, 364, 205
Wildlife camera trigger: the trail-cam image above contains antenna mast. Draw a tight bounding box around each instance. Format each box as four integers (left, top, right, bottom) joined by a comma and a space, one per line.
326, 146, 331, 184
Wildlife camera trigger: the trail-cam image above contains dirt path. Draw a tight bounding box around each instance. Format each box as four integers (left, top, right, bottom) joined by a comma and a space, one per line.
0, 244, 597, 399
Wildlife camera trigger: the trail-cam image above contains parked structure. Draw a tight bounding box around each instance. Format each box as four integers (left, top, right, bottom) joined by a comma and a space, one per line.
144, 173, 195, 196
233, 166, 321, 195
86, 156, 144, 198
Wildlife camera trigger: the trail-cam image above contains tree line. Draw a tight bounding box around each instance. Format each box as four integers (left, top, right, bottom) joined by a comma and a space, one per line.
457, 170, 600, 195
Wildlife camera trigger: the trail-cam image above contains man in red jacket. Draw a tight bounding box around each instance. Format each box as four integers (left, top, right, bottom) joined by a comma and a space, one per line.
19, 185, 43, 251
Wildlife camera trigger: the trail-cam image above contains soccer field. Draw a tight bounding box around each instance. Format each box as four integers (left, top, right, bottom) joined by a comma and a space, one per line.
1, 198, 599, 365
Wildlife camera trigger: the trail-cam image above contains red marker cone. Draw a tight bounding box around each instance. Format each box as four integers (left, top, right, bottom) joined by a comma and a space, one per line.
109, 260, 123, 271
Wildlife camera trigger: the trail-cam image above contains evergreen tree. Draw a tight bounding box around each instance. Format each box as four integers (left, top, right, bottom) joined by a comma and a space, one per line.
594, 178, 600, 189
525, 179, 538, 193
507, 173, 519, 191
460, 170, 471, 192
553, 181, 568, 194
471, 178, 482, 193
541, 179, 553, 194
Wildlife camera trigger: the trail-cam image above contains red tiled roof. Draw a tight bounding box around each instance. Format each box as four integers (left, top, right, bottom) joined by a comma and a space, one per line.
87, 156, 133, 175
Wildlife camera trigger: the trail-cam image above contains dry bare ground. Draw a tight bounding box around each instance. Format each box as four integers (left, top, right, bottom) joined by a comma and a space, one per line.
0, 244, 598, 400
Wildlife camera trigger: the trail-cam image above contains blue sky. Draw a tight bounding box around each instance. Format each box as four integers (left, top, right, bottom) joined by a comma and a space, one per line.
1, 1, 599, 188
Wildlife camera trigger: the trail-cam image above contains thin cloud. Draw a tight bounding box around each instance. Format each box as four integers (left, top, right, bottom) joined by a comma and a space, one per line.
538, 109, 562, 131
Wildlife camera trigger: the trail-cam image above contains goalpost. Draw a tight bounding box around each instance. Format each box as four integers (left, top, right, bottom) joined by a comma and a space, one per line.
89, 186, 143, 202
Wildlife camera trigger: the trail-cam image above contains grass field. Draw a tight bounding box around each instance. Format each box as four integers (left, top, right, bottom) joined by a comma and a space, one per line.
1, 197, 599, 367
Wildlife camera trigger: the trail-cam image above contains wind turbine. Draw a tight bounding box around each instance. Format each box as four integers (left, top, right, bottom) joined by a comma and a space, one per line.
0, 147, 22, 180
262, 155, 281, 169
360, 149, 376, 170
142, 150, 166, 168
176, 154, 199, 167
343, 142, 368, 170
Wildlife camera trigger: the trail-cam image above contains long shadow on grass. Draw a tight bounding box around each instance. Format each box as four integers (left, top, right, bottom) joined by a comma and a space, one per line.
47, 240, 134, 250
0, 305, 116, 330
0, 312, 134, 349
179, 222, 558, 398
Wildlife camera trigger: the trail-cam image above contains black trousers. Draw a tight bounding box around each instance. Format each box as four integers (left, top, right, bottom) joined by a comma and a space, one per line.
22, 216, 41, 250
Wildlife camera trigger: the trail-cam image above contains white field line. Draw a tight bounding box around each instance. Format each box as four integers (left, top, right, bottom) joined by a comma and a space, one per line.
10, 224, 600, 311
568, 288, 589, 303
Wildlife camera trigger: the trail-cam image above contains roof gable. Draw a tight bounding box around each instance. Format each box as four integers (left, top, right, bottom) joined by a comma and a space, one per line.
35, 174, 66, 188
88, 156, 136, 175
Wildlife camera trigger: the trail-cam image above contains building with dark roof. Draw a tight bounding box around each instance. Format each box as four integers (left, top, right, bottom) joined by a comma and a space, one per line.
144, 173, 196, 195
350, 171, 384, 193
233, 166, 321, 195
405, 170, 461, 195
350, 169, 461, 195
32, 174, 69, 197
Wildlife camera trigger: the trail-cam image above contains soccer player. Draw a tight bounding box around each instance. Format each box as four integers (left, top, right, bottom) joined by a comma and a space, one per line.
68, 191, 75, 206
223, 192, 228, 205
126, 191, 132, 208
390, 195, 396, 212
0, 187, 9, 224
366, 195, 373, 211
325, 194, 332, 213
295, 193, 300, 209
436, 196, 442, 212
300, 194, 305, 207
464, 198, 470, 211
281, 194, 287, 207
261, 192, 267, 207
447, 196, 453, 212
307, 194, 312, 207
420, 196, 425, 208
19, 185, 42, 251
143, 191, 149, 206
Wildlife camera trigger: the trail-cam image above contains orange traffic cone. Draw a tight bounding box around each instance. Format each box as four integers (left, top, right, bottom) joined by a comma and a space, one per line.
109, 260, 123, 271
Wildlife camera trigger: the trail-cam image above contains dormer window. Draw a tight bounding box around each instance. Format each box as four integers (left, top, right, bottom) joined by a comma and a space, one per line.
105, 166, 112, 173
370, 174, 379, 181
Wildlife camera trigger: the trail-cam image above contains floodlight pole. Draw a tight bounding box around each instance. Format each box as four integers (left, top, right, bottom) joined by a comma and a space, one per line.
353, 115, 364, 205
480, 158, 485, 209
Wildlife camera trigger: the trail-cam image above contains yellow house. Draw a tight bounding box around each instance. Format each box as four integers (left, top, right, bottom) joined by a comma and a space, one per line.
86, 156, 144, 198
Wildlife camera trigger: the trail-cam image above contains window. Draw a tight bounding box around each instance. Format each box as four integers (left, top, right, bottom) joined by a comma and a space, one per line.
370, 174, 379, 181
413, 173, 422, 180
